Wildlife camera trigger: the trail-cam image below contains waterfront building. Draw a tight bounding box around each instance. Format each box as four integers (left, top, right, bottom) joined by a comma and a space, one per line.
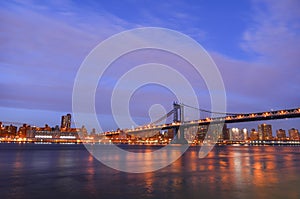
194, 124, 228, 142
80, 125, 88, 137
219, 124, 228, 140
288, 128, 299, 140
0, 124, 17, 138
18, 124, 34, 138
167, 128, 175, 139
250, 129, 259, 140
90, 128, 97, 138
223, 127, 230, 140
185, 126, 198, 142
258, 124, 273, 140
276, 129, 286, 140
242, 128, 248, 140
197, 125, 208, 142
61, 114, 71, 129
229, 127, 243, 141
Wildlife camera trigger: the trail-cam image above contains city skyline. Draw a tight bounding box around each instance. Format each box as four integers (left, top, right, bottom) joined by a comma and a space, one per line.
1, 0, 300, 131
1, 112, 300, 141
1, 1, 300, 198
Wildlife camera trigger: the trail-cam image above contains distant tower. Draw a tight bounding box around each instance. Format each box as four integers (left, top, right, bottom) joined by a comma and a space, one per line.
288, 128, 299, 140
61, 114, 71, 129
250, 129, 259, 141
258, 123, 272, 140
276, 129, 286, 140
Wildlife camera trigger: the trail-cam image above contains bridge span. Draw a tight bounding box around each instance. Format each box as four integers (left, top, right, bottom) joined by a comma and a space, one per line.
124, 104, 300, 135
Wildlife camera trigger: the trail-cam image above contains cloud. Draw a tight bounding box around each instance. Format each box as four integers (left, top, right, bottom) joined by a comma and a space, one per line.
0, 0, 299, 131
0, 1, 134, 113
241, 0, 300, 65
209, 0, 300, 113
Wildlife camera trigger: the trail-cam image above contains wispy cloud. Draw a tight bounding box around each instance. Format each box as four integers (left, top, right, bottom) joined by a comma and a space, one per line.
213, 0, 300, 112
0, 0, 299, 130
241, 0, 300, 65
0, 1, 136, 113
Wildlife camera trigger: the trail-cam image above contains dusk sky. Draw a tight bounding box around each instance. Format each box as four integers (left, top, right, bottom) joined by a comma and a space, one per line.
1, 0, 300, 132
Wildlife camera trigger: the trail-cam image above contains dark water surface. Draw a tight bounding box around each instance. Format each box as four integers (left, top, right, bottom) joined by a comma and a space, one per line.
1, 143, 300, 199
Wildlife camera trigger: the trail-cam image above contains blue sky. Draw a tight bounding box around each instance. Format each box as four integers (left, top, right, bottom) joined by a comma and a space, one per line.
1, 0, 300, 132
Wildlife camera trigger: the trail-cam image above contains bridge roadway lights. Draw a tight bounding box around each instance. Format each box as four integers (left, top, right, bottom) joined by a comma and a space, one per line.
171, 126, 188, 144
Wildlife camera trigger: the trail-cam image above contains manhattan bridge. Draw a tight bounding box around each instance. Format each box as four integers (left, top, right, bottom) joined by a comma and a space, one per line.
106, 102, 300, 144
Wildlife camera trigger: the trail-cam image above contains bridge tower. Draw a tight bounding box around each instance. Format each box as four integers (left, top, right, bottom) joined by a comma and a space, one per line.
173, 102, 184, 122
172, 102, 188, 144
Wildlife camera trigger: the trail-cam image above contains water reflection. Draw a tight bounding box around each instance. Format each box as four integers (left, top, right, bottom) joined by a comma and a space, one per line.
87, 144, 189, 173
84, 154, 96, 196
1, 144, 300, 199
160, 146, 300, 198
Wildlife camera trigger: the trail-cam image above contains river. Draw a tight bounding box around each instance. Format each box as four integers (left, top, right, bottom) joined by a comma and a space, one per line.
0, 143, 299, 199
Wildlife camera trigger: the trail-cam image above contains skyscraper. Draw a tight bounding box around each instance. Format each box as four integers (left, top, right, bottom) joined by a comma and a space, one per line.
288, 128, 299, 140
258, 123, 273, 140
250, 129, 259, 140
61, 114, 71, 129
228, 127, 248, 141
276, 129, 286, 140
229, 128, 243, 141
243, 128, 248, 140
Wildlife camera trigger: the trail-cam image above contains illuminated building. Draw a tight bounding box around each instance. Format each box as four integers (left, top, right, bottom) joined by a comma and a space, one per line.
223, 127, 230, 140
242, 128, 248, 140
61, 114, 71, 129
250, 129, 259, 140
229, 127, 243, 141
80, 125, 88, 137
276, 129, 286, 140
219, 124, 228, 140
258, 124, 273, 140
90, 128, 97, 137
288, 128, 299, 140
197, 125, 208, 141
0, 124, 17, 138
185, 126, 197, 142
18, 124, 35, 138
166, 128, 175, 139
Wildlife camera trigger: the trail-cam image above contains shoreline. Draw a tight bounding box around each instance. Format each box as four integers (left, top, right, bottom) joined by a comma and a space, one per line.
1, 140, 300, 146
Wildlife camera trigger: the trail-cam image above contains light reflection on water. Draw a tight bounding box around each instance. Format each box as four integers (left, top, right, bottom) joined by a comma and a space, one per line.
0, 144, 300, 199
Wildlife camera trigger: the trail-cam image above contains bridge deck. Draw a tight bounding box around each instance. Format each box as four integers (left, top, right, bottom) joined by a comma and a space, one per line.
123, 108, 300, 134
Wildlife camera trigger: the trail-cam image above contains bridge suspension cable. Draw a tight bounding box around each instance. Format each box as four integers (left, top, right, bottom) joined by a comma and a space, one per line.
150, 109, 174, 125
181, 103, 240, 116
141, 102, 244, 127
